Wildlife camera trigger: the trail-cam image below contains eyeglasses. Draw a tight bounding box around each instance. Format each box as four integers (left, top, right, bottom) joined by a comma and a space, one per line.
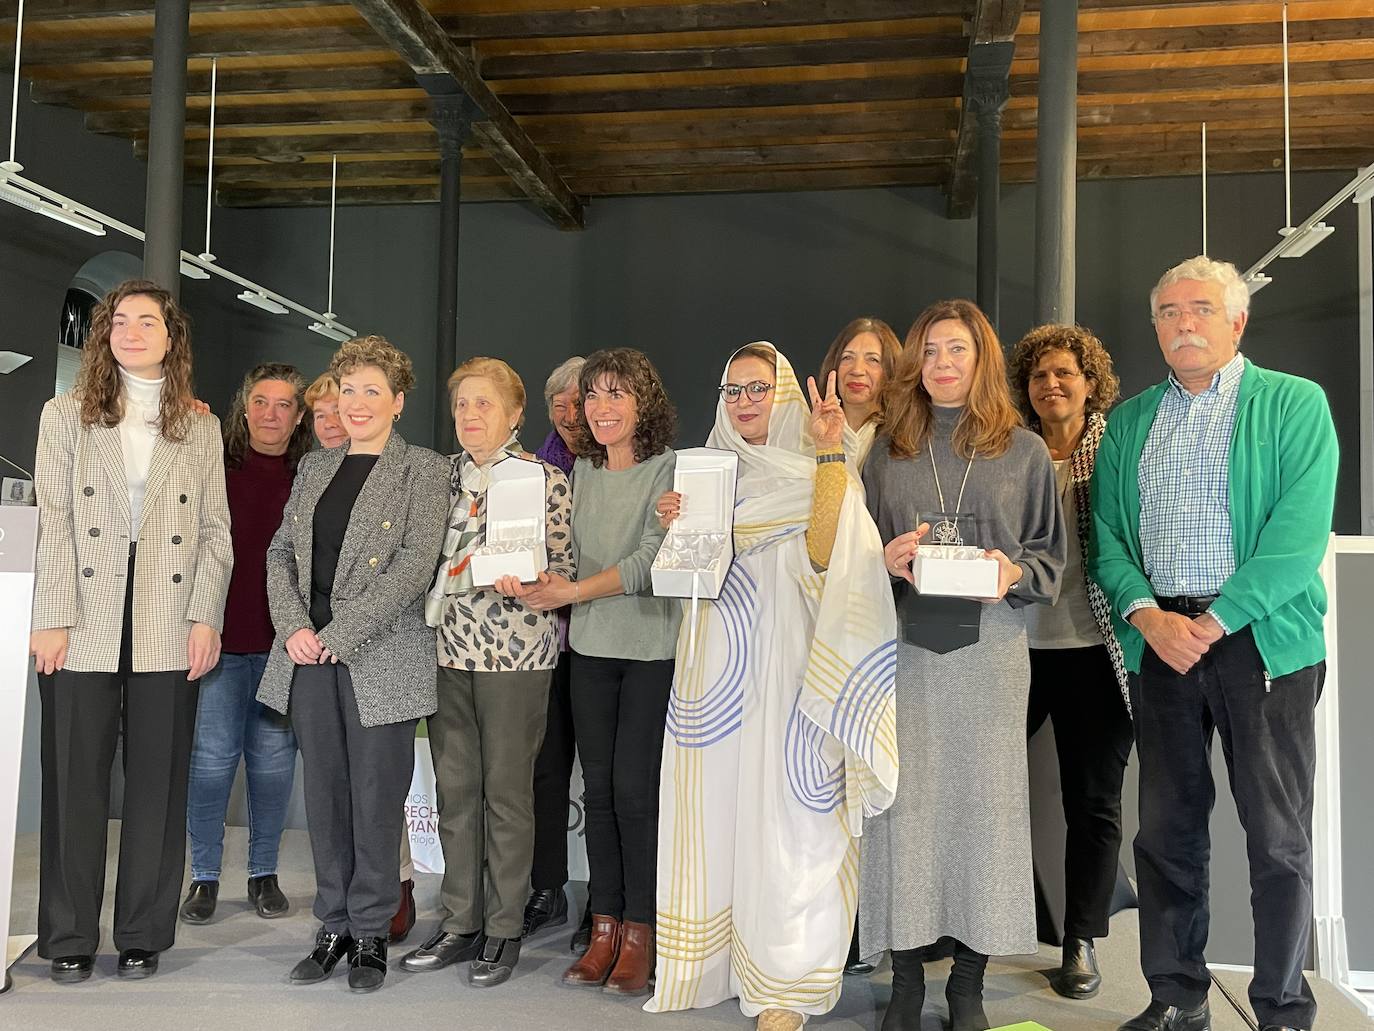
718, 381, 774, 403
1153, 303, 1221, 325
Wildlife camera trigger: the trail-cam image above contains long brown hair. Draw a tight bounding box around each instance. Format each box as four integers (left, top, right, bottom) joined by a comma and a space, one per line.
223, 362, 314, 471
575, 348, 676, 467
885, 299, 1020, 460
818, 316, 902, 425
75, 279, 197, 442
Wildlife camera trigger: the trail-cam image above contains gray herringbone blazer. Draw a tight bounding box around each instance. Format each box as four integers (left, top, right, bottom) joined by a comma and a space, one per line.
31, 393, 234, 673
257, 430, 450, 728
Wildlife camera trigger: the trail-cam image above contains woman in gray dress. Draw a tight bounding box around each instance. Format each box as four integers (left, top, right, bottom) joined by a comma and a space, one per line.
859, 299, 1066, 1031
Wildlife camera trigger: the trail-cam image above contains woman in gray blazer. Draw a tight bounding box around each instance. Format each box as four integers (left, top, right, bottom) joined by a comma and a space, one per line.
29, 279, 233, 983
258, 335, 448, 993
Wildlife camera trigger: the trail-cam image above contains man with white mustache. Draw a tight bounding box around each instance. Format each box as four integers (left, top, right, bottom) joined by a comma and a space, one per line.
1091, 256, 1338, 1031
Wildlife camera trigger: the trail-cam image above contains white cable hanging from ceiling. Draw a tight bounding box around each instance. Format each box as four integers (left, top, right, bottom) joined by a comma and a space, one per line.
308, 156, 351, 342
0, 7, 356, 338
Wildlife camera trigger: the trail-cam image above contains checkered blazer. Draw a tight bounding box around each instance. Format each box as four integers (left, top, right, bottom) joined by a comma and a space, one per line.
31, 393, 234, 673
257, 430, 450, 728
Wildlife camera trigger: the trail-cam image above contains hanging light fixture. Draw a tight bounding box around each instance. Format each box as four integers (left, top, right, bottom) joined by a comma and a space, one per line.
237, 290, 289, 315
308, 154, 353, 342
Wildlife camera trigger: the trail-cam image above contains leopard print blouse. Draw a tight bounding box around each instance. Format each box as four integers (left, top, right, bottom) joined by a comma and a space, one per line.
434, 457, 574, 672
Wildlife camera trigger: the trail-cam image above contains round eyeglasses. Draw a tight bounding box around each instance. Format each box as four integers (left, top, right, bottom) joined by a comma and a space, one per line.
719, 381, 774, 403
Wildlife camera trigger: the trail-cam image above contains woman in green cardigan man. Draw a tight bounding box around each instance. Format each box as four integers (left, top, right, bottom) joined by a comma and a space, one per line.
1090, 255, 1339, 1031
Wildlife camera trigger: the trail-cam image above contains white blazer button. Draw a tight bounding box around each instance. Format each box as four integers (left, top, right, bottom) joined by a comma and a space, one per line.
382, 520, 392, 530
369, 557, 379, 567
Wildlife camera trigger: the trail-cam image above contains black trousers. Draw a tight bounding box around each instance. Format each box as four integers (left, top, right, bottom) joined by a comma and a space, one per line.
37, 544, 199, 958
569, 651, 673, 924
289, 662, 417, 938
1027, 644, 1134, 939
530, 650, 576, 890
1132, 627, 1322, 1028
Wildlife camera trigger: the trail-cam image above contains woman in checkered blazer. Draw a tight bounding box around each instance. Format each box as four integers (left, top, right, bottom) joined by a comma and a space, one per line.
29, 279, 234, 984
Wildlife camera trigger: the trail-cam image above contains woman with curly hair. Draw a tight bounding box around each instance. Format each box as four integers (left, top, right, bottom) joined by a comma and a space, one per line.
257, 336, 449, 992
1009, 324, 1132, 1001
524, 347, 679, 997
859, 300, 1065, 1031
817, 316, 903, 471
29, 279, 233, 983
180, 363, 313, 928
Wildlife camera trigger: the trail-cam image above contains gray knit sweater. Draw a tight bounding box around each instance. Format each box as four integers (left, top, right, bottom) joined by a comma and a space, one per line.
569, 449, 682, 661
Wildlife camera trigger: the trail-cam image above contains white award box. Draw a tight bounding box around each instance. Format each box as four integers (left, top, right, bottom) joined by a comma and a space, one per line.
911, 545, 1000, 598
651, 447, 739, 600
469, 457, 548, 586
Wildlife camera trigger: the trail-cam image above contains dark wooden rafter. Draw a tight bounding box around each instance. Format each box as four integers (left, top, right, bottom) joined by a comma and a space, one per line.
347, 0, 582, 228
947, 0, 1023, 219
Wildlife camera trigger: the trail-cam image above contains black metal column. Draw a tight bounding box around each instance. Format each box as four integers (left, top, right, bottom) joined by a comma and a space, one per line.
142, 0, 191, 295
423, 80, 478, 453
1034, 0, 1079, 326
971, 66, 1010, 330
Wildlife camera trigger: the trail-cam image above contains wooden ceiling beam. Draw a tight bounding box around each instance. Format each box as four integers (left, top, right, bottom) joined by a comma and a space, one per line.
352, 0, 584, 227
947, 0, 1023, 219
479, 35, 968, 79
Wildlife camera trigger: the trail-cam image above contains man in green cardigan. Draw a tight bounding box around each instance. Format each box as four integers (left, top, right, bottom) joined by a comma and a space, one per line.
1090, 255, 1338, 1031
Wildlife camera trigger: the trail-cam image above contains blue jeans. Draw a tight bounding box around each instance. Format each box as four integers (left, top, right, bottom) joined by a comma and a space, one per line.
186, 653, 298, 881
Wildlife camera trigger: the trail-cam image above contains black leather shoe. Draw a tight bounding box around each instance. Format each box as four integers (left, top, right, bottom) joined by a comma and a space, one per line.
49, 955, 93, 984
247, 874, 290, 918
1119, 1000, 1211, 1031
469, 936, 521, 988
522, 887, 569, 938
290, 928, 354, 984
179, 879, 218, 924
1050, 936, 1103, 999
400, 928, 484, 972
348, 936, 388, 993
570, 900, 593, 954
117, 949, 159, 979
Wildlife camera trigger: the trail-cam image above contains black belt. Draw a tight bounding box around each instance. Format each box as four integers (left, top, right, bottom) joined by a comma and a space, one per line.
1156, 594, 1219, 616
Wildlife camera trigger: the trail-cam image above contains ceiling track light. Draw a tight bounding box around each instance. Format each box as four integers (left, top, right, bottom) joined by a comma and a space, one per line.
1246, 273, 1273, 295
180, 260, 211, 280
237, 290, 289, 315
0, 181, 106, 236
1279, 222, 1335, 258
1353, 178, 1374, 205
308, 321, 352, 342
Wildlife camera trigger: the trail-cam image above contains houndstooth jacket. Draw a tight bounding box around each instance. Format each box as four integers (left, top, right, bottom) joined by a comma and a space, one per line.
257, 430, 450, 728
31, 393, 234, 673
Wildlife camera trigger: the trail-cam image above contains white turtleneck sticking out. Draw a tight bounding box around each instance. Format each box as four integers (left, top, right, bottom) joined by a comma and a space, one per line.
118, 367, 165, 540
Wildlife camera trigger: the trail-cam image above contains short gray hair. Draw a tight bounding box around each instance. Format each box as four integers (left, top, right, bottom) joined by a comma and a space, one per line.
543, 356, 586, 410
1150, 255, 1250, 323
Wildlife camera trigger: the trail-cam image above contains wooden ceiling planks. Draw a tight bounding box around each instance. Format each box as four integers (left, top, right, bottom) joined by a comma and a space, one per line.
6, 0, 1374, 209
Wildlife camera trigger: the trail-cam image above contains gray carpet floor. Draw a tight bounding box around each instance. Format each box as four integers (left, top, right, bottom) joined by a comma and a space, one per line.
5, 826, 1371, 1031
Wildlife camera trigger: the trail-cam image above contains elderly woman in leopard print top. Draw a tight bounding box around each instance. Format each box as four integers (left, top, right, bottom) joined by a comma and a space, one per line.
399, 357, 573, 989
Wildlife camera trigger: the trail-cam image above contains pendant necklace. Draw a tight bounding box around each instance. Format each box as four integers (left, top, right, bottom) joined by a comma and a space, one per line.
929, 444, 976, 545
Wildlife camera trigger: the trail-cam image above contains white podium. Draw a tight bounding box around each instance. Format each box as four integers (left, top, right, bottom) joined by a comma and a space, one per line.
0, 508, 38, 994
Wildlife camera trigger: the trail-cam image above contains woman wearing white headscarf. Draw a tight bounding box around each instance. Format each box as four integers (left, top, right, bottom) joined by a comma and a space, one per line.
646, 343, 899, 1030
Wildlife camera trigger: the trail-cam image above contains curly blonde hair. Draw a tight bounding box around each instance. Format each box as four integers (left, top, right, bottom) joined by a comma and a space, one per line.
447, 356, 528, 430
328, 335, 416, 396
1008, 324, 1121, 432
304, 371, 339, 410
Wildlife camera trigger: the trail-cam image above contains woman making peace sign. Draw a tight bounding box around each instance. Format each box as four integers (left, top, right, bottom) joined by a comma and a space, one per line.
647, 345, 898, 1031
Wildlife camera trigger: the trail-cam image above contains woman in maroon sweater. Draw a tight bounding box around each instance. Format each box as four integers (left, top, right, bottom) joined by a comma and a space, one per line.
180, 363, 314, 924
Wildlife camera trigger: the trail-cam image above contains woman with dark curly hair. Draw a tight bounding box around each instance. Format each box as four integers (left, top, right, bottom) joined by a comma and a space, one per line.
1009, 324, 1132, 1002
30, 279, 232, 982
524, 347, 679, 997
818, 316, 903, 471
257, 335, 449, 993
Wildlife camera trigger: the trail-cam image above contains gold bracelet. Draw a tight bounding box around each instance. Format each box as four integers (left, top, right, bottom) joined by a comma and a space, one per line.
574, 582, 581, 603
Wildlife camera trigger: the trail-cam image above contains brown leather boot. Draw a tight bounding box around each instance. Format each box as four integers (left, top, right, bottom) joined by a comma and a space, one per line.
603, 919, 654, 996
388, 880, 416, 944
561, 914, 621, 987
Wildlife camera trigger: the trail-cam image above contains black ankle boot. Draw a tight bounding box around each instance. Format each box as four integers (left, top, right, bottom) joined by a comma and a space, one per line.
882, 948, 926, 1031
945, 942, 989, 1031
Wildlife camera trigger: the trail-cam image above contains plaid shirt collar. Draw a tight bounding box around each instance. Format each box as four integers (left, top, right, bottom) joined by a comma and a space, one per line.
1165, 350, 1245, 401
